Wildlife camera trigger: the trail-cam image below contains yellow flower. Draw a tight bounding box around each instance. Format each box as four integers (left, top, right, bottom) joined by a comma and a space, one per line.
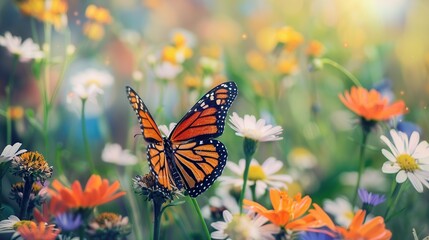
184, 75, 201, 90
85, 4, 113, 24
306, 40, 325, 58
7, 106, 24, 120
276, 27, 304, 52
276, 58, 298, 75
83, 22, 105, 41
15, 0, 68, 30
246, 50, 267, 71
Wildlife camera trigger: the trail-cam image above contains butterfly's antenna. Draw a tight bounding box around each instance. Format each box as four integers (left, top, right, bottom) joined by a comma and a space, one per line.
134, 133, 143, 138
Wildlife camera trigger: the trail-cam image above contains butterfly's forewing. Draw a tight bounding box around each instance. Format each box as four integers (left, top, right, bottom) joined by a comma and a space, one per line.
169, 82, 238, 143
172, 139, 227, 197
126, 86, 163, 143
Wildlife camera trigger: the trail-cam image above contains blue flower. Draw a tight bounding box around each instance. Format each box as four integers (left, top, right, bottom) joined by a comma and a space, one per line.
358, 188, 386, 207
55, 213, 82, 231
299, 229, 337, 240
396, 121, 422, 138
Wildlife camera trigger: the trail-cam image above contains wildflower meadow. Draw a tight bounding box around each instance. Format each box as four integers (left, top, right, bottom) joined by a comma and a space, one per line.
1, 0, 429, 239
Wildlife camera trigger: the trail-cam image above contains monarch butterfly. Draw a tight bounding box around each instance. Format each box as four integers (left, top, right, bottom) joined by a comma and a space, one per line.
126, 82, 238, 197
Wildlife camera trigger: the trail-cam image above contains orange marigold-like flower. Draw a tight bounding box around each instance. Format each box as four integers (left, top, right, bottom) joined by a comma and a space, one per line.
309, 204, 392, 240
85, 4, 113, 24
276, 26, 304, 52
306, 40, 324, 58
339, 86, 406, 121
244, 189, 322, 231
48, 174, 126, 209
17, 222, 60, 240
15, 0, 68, 30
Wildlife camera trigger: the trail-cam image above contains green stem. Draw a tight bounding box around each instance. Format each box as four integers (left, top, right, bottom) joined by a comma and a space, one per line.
42, 23, 52, 154
384, 182, 403, 222
123, 167, 143, 240
319, 58, 362, 87
81, 99, 96, 173
250, 183, 257, 201
352, 129, 369, 207
153, 199, 162, 240
19, 177, 34, 220
5, 56, 18, 144
190, 197, 210, 240
49, 28, 72, 107
239, 138, 258, 213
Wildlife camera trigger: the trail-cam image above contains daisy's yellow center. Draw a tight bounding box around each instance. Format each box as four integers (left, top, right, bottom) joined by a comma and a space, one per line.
248, 165, 266, 181
397, 154, 419, 171
13, 220, 34, 230
345, 211, 354, 221
85, 79, 102, 88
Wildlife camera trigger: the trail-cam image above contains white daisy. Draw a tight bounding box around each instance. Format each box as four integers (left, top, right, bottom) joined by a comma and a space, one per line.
0, 142, 26, 163
339, 168, 388, 192
211, 210, 280, 240
228, 112, 283, 142
202, 187, 240, 220
219, 157, 293, 197
380, 130, 429, 193
0, 215, 20, 233
69, 68, 114, 101
323, 197, 354, 227
101, 143, 138, 166
154, 61, 182, 80
158, 122, 177, 137
0, 32, 43, 62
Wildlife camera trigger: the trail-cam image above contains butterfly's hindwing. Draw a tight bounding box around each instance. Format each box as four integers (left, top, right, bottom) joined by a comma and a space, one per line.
147, 143, 175, 191
172, 139, 227, 197
126, 86, 163, 143
169, 82, 238, 142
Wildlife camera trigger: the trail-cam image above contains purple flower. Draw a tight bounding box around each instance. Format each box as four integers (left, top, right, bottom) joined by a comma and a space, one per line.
55, 213, 82, 231
358, 188, 386, 206
299, 228, 337, 240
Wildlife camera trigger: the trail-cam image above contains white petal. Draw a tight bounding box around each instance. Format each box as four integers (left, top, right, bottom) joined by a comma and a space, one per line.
396, 170, 408, 183
211, 222, 228, 231
262, 157, 282, 174
414, 172, 429, 190
382, 162, 400, 173
226, 161, 243, 175
211, 231, 228, 239
267, 175, 293, 182
380, 135, 399, 156
407, 172, 423, 193
223, 210, 233, 223
381, 149, 397, 162
390, 130, 405, 153
408, 131, 420, 155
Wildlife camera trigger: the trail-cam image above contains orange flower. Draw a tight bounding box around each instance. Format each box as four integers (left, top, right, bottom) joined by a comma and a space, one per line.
48, 174, 125, 209
17, 222, 60, 240
309, 204, 392, 240
244, 189, 321, 231
276, 58, 298, 75
85, 4, 113, 24
306, 40, 324, 58
339, 86, 406, 121
83, 22, 105, 41
276, 27, 304, 52
16, 0, 68, 30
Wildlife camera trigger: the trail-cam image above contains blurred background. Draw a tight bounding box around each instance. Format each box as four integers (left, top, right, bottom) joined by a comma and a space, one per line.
1, 0, 429, 238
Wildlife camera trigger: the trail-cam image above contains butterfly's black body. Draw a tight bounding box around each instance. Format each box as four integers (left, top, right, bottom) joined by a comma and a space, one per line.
162, 137, 184, 190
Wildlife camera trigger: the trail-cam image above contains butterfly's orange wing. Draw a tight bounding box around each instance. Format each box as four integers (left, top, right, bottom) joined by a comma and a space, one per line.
172, 139, 227, 197
147, 143, 176, 191
169, 82, 237, 197
126, 86, 163, 143
169, 82, 238, 142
